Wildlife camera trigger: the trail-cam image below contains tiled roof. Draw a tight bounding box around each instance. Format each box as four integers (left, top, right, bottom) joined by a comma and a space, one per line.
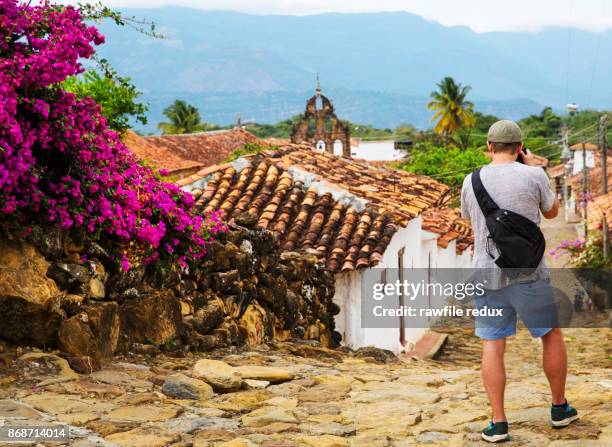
548, 163, 565, 178
123, 131, 203, 176
570, 142, 598, 151
587, 191, 612, 234
422, 208, 473, 254
181, 144, 450, 272
267, 145, 450, 226
569, 151, 612, 197
143, 128, 265, 168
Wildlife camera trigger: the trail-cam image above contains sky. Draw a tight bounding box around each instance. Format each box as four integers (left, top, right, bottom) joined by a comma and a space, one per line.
97, 0, 612, 33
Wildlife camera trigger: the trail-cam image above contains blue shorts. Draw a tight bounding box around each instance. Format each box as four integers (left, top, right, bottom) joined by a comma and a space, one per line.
475, 280, 558, 340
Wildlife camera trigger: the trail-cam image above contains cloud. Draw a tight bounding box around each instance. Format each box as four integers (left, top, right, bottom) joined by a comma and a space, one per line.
94, 0, 612, 33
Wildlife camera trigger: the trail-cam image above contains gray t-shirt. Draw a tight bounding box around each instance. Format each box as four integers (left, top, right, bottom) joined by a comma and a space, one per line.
461, 162, 555, 281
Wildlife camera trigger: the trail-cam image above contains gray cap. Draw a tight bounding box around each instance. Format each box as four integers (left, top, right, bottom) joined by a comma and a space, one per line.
487, 120, 522, 143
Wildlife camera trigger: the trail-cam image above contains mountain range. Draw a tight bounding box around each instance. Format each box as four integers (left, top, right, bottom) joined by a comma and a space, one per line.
95, 8, 612, 133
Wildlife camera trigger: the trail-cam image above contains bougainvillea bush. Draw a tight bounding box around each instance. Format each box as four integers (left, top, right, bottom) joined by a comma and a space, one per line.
0, 0, 225, 269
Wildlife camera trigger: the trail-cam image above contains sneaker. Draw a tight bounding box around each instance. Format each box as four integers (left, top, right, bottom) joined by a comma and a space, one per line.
481, 420, 510, 443
551, 401, 579, 428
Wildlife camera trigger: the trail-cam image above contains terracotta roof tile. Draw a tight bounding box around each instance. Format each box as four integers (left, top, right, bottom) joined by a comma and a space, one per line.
569, 150, 612, 198
587, 191, 612, 234
422, 208, 474, 254
268, 144, 450, 226
548, 163, 565, 178
570, 142, 598, 151
184, 144, 450, 272
129, 128, 266, 170
123, 131, 203, 176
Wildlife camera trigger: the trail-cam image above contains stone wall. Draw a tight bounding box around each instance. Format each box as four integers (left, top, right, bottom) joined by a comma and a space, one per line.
0, 215, 339, 372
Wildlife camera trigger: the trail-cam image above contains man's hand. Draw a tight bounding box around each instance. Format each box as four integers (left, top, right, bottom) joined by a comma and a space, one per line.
520, 148, 539, 166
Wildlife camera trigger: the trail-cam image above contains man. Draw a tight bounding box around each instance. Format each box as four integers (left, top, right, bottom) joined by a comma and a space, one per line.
461, 120, 579, 443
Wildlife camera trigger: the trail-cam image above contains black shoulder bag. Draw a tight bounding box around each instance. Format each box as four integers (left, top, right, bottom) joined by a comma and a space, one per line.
471, 168, 545, 274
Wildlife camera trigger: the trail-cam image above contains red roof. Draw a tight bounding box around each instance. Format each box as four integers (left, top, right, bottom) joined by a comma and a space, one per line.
144, 128, 265, 168
123, 131, 203, 176
179, 143, 451, 272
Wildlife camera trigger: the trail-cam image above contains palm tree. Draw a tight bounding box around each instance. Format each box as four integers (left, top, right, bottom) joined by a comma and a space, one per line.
427, 76, 475, 138
158, 100, 204, 134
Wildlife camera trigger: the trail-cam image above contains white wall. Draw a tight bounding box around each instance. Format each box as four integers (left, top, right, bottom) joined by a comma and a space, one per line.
332, 214, 475, 354
333, 217, 427, 354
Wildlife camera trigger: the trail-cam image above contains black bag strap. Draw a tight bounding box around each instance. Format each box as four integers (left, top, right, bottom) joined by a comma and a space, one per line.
471, 168, 499, 217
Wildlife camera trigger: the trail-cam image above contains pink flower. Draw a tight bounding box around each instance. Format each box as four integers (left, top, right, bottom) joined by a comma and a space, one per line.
0, 0, 225, 271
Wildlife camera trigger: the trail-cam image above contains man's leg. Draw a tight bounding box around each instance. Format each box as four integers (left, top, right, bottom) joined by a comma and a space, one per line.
482, 338, 507, 422
541, 328, 567, 405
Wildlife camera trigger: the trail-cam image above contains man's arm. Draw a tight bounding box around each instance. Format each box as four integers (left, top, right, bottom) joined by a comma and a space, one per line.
542, 196, 559, 219
535, 167, 558, 219
460, 175, 471, 220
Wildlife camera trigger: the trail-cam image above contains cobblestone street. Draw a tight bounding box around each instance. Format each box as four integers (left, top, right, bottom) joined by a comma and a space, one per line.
0, 323, 609, 447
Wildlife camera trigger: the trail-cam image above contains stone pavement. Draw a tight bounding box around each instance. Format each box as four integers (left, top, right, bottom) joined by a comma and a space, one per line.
0, 325, 609, 447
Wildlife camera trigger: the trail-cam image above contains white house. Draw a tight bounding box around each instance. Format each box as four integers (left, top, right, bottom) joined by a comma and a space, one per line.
178, 143, 473, 354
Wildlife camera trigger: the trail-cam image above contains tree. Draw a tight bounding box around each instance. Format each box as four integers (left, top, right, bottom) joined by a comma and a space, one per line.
427, 76, 475, 137
158, 100, 217, 134
518, 107, 561, 139
401, 143, 489, 189
63, 69, 147, 134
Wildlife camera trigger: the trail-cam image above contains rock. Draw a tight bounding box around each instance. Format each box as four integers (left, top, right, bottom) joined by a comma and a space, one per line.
353, 346, 399, 364
89, 369, 152, 390
105, 426, 180, 447
343, 399, 421, 436
0, 399, 42, 419
87, 278, 105, 299
548, 442, 603, 447
27, 225, 64, 259
241, 406, 297, 427
180, 300, 192, 316
244, 379, 270, 389
192, 359, 243, 392
85, 420, 139, 437
298, 384, 351, 403
84, 301, 119, 358
238, 303, 272, 345
61, 380, 124, 397
191, 299, 224, 335
58, 316, 102, 372
263, 396, 297, 409
162, 415, 237, 434
234, 212, 258, 227
233, 365, 294, 384
192, 428, 238, 445
210, 270, 239, 292
108, 404, 180, 422
162, 373, 214, 400
415, 432, 450, 444
0, 237, 63, 346
349, 383, 440, 405
119, 292, 183, 346
293, 435, 348, 447
130, 343, 161, 356
65, 356, 99, 375
17, 352, 79, 384
22, 392, 115, 417
60, 294, 85, 315
120, 287, 139, 300
84, 241, 110, 262
47, 262, 90, 290
208, 439, 251, 447
300, 422, 356, 436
